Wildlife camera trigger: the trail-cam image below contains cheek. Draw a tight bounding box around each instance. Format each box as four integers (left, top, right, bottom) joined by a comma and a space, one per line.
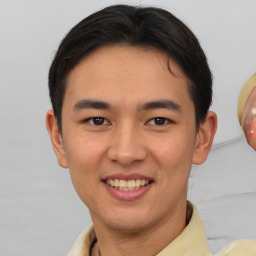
150, 132, 196, 197
64, 139, 105, 206
149, 135, 194, 209
152, 133, 195, 168
63, 135, 107, 192
65, 133, 106, 166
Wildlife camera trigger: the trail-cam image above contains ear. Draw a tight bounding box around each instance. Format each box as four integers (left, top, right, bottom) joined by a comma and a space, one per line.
46, 109, 68, 168
193, 111, 217, 165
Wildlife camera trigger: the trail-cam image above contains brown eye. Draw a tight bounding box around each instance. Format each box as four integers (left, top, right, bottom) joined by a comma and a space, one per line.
147, 117, 169, 126
93, 117, 105, 125
86, 117, 109, 125
154, 117, 166, 125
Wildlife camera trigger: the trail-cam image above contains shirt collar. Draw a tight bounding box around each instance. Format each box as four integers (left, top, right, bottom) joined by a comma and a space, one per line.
67, 202, 211, 256
156, 202, 211, 256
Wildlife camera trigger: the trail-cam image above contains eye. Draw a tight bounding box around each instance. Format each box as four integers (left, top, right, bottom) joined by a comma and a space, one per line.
85, 117, 110, 126
147, 117, 171, 126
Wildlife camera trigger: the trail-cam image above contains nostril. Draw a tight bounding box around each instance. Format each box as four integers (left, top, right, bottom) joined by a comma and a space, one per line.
107, 143, 147, 166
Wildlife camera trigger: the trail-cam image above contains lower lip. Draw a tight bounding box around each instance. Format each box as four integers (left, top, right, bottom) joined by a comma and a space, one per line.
102, 182, 153, 201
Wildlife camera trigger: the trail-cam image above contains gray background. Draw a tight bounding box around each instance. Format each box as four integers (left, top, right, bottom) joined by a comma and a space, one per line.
0, 0, 256, 255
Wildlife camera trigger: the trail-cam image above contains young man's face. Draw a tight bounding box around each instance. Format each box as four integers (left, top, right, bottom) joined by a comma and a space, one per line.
47, 45, 216, 234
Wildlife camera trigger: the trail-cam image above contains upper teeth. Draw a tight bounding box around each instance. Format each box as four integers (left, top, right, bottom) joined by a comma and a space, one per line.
106, 179, 150, 190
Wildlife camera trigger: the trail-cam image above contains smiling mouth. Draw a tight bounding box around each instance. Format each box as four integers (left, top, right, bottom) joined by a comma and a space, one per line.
104, 179, 153, 191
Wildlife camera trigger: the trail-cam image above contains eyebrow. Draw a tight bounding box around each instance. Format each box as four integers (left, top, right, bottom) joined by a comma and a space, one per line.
140, 99, 181, 112
73, 99, 181, 112
73, 99, 110, 111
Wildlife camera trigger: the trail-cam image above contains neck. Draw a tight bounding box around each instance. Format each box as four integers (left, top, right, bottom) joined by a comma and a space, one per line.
91, 202, 190, 256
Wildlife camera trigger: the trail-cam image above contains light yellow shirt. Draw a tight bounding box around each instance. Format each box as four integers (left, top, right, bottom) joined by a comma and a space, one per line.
66, 205, 256, 256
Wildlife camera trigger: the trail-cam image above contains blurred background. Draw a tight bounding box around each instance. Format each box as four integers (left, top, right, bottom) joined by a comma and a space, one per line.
0, 0, 255, 255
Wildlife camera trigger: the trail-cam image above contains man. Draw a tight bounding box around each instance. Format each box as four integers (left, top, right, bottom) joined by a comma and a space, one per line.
46, 5, 256, 256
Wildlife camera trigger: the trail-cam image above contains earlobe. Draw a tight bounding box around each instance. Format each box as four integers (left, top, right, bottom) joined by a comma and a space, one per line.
45, 110, 68, 168
193, 111, 217, 165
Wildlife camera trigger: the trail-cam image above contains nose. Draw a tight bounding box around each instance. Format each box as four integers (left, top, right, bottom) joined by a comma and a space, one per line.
107, 123, 147, 166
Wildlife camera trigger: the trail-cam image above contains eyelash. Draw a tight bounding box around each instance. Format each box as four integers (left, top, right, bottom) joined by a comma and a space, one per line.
147, 117, 172, 126
83, 117, 172, 126
84, 117, 110, 126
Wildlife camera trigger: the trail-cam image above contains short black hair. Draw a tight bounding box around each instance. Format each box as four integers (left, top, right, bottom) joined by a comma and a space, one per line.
48, 4, 212, 130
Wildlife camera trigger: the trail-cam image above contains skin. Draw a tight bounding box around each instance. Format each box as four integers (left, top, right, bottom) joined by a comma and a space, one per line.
46, 45, 217, 256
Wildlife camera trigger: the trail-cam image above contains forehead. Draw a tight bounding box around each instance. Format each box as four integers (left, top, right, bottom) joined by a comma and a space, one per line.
64, 45, 193, 112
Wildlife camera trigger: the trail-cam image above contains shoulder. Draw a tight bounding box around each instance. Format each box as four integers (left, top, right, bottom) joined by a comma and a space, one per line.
215, 240, 256, 256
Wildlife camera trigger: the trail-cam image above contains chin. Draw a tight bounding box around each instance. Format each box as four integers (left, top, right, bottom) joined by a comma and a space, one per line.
95, 208, 155, 233
107, 219, 150, 233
